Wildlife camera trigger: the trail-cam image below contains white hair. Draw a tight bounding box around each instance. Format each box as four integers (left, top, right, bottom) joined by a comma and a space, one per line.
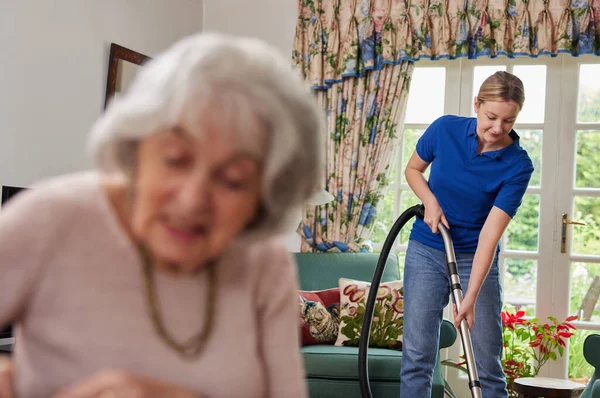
88, 33, 324, 234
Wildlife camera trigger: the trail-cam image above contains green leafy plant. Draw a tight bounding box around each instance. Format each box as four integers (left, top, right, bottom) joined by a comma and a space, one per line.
568, 330, 595, 384
441, 357, 468, 398
442, 311, 578, 398
502, 310, 578, 397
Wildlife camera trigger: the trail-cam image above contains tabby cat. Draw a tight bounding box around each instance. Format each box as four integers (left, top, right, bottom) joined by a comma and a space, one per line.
299, 295, 340, 343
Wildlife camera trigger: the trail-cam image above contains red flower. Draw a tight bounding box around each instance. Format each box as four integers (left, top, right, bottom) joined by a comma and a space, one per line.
343, 284, 359, 295
392, 296, 404, 314
501, 313, 578, 394
348, 306, 358, 317
376, 286, 391, 300
349, 289, 366, 303
502, 310, 526, 329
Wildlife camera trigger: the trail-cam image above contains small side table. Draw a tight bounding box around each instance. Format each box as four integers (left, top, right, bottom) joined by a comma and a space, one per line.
514, 377, 586, 398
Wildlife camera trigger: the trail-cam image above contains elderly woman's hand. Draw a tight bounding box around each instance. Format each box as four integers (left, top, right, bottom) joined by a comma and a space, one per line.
0, 356, 14, 398
53, 370, 199, 398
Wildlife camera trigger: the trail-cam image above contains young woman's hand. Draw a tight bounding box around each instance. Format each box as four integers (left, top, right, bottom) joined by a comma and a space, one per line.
53, 370, 199, 398
453, 295, 476, 331
0, 356, 14, 398
423, 201, 450, 234
405, 151, 449, 234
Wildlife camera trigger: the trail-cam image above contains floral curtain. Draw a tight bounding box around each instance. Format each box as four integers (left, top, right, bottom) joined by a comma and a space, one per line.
295, 0, 600, 88
294, 0, 414, 252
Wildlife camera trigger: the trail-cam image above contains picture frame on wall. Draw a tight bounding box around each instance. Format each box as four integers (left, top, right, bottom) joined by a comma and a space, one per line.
0, 185, 27, 351
1, 185, 25, 205
104, 43, 152, 109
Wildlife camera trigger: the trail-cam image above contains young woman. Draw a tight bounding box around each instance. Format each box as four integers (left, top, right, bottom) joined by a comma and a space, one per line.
400, 71, 534, 398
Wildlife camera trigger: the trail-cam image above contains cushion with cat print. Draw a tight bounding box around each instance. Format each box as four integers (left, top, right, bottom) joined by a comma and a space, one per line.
298, 288, 341, 345
335, 278, 404, 350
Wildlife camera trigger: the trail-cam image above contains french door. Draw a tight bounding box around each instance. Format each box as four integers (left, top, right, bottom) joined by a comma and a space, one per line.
385, 55, 600, 394
444, 55, 600, 395
541, 57, 600, 378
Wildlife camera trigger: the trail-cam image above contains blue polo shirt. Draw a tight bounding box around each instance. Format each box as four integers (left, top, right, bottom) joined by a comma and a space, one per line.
410, 115, 534, 252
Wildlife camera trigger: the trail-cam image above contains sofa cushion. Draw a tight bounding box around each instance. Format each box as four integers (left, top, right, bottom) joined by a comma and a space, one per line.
299, 288, 341, 345
335, 278, 404, 349
293, 252, 457, 349
294, 253, 399, 291
302, 345, 402, 381
303, 348, 447, 398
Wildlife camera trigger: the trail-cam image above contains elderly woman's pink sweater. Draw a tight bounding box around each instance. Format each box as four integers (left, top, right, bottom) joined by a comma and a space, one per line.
0, 172, 307, 398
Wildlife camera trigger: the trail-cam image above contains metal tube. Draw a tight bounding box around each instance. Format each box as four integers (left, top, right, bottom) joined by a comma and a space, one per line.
439, 224, 482, 398
359, 206, 482, 398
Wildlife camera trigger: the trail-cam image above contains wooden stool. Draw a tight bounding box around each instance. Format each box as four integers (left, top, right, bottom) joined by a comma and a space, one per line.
514, 377, 586, 398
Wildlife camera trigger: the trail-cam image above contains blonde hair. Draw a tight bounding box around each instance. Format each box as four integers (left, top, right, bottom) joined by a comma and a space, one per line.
88, 33, 325, 235
477, 71, 525, 110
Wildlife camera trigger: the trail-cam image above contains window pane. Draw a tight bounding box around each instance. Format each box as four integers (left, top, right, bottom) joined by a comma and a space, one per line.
371, 185, 396, 244
568, 329, 596, 382
506, 194, 540, 252
570, 262, 600, 323
401, 129, 429, 184
572, 197, 600, 255
398, 252, 406, 279
371, 188, 421, 246
405, 67, 446, 124
372, 126, 430, 245
398, 190, 420, 244
513, 65, 546, 123
471, 65, 507, 116
578, 64, 600, 123
575, 130, 600, 188
518, 130, 542, 187
503, 258, 537, 316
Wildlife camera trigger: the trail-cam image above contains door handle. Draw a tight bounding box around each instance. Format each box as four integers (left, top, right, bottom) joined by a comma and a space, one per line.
561, 214, 587, 253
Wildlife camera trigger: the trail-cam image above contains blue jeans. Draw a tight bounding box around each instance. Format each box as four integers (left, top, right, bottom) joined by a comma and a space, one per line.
400, 240, 508, 398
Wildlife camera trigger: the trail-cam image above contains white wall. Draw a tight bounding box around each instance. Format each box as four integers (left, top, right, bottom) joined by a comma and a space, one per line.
204, 0, 302, 251
203, 0, 297, 59
0, 0, 204, 187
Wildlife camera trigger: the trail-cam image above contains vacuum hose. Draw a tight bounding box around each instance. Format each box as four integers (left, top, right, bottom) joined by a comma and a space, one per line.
358, 204, 482, 398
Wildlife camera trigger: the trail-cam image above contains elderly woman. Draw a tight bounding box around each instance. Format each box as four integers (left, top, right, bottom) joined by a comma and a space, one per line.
0, 33, 322, 397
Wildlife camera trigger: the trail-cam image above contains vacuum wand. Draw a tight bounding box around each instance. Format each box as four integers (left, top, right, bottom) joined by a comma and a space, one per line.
358, 204, 482, 398
438, 224, 482, 398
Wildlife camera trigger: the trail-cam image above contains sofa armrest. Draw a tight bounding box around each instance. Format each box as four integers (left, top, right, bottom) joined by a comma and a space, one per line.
439, 319, 457, 349
584, 334, 600, 369
591, 380, 600, 398
581, 378, 600, 398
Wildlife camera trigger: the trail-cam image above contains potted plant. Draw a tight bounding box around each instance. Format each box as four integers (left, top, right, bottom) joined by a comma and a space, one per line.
502, 311, 578, 396
442, 311, 578, 398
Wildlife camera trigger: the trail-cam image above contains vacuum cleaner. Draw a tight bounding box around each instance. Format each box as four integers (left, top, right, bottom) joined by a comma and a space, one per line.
358, 204, 483, 398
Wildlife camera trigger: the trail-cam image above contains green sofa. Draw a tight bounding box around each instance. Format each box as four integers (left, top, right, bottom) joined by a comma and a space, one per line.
294, 252, 458, 398
582, 334, 600, 398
